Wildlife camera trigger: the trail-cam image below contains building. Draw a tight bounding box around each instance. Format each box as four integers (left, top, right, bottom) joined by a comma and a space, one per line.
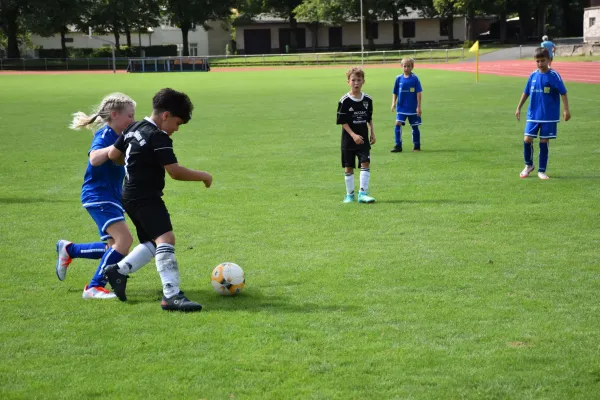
235, 9, 491, 54
584, 0, 600, 43
28, 21, 231, 57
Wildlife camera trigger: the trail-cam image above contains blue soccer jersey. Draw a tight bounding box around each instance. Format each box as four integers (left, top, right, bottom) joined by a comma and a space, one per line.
392, 73, 422, 115
541, 41, 555, 57
524, 69, 567, 123
81, 126, 125, 209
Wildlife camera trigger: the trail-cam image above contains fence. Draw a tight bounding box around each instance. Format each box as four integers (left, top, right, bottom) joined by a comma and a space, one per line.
0, 48, 467, 71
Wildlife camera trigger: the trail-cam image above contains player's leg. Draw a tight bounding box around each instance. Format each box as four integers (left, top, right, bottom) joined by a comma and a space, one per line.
55, 239, 107, 281
407, 115, 422, 151
358, 152, 375, 203
537, 123, 556, 180
391, 114, 406, 152
520, 123, 538, 178
342, 149, 356, 203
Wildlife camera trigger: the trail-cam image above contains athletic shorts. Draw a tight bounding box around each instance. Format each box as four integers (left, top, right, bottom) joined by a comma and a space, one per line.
396, 113, 422, 126
85, 203, 125, 241
525, 122, 557, 139
341, 147, 371, 169
123, 197, 173, 243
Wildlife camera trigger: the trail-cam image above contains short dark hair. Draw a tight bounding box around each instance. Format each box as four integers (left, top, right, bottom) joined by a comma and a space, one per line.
534, 47, 550, 59
152, 88, 193, 123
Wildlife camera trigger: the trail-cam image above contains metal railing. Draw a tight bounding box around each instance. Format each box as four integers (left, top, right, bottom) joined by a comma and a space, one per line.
0, 48, 467, 71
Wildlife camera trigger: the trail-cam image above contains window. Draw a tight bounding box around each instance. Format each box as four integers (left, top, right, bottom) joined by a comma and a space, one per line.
439, 19, 449, 36
590, 17, 596, 28
403, 21, 415, 38
189, 43, 198, 56
366, 21, 378, 39
64, 38, 74, 43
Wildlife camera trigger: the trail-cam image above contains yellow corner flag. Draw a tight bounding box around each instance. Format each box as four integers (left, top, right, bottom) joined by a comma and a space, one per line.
469, 40, 480, 83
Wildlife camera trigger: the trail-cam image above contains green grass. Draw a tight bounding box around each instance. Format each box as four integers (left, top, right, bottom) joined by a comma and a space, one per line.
554, 55, 600, 62
1, 67, 599, 399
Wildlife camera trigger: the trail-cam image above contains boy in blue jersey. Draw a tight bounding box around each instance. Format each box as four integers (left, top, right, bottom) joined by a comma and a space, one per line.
56, 93, 136, 299
390, 58, 422, 152
515, 47, 571, 180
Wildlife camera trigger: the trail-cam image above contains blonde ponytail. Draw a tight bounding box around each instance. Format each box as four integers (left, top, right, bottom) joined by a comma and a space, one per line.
69, 92, 136, 131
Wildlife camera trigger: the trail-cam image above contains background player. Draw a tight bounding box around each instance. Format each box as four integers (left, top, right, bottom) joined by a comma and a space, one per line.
390, 58, 423, 152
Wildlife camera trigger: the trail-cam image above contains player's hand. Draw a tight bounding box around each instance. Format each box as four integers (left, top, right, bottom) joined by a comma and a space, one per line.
202, 173, 213, 188
390, 105, 395, 112
416, 106, 422, 117
352, 134, 364, 145
515, 109, 521, 121
564, 110, 571, 122
370, 134, 376, 145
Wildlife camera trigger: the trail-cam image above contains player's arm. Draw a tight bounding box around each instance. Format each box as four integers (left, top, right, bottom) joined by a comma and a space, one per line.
515, 93, 529, 121
342, 124, 364, 145
368, 121, 376, 145
391, 94, 398, 111
107, 145, 125, 165
164, 163, 212, 188
561, 94, 571, 121
89, 147, 111, 167
416, 92, 422, 116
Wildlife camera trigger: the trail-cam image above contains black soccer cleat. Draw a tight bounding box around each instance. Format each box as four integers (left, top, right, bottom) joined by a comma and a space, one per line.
161, 291, 203, 312
390, 145, 403, 153
103, 264, 128, 302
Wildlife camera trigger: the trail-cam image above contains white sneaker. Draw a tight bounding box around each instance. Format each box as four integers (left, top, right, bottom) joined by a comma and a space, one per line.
519, 165, 535, 178
82, 285, 117, 299
538, 171, 550, 180
55, 240, 72, 281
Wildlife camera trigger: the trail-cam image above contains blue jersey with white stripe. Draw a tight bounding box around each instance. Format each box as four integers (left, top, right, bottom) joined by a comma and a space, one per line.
392, 73, 422, 114
81, 126, 125, 209
524, 69, 567, 123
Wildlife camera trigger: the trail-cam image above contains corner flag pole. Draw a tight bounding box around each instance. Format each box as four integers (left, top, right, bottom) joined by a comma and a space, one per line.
88, 27, 116, 74
469, 40, 480, 83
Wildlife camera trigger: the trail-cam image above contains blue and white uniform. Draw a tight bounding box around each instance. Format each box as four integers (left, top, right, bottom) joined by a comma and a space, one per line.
392, 73, 423, 126
82, 126, 126, 240
523, 69, 567, 139
541, 40, 556, 58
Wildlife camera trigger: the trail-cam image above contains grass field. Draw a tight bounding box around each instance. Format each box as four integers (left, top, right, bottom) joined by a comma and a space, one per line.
0, 66, 599, 399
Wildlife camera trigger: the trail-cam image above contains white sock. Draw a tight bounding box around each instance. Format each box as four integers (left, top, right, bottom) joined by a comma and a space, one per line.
360, 168, 370, 193
117, 242, 156, 275
155, 243, 180, 298
344, 172, 354, 195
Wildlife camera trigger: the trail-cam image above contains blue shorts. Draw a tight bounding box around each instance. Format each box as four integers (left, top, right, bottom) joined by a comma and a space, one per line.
396, 113, 422, 126
524, 122, 557, 139
85, 203, 125, 241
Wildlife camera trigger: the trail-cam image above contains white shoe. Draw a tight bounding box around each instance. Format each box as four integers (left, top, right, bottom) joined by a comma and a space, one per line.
538, 171, 550, 180
519, 165, 535, 178
55, 240, 72, 281
82, 285, 117, 299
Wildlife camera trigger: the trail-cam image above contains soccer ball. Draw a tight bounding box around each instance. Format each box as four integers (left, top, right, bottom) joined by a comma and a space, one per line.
211, 262, 245, 296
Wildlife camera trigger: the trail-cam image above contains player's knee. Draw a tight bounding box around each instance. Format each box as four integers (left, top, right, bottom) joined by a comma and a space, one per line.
156, 231, 175, 246
395, 121, 402, 126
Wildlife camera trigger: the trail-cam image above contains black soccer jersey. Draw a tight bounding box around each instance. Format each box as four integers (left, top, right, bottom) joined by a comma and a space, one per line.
336, 92, 373, 149
113, 117, 178, 201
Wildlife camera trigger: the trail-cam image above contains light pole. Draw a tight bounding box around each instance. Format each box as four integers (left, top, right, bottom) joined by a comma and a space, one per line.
360, 0, 364, 65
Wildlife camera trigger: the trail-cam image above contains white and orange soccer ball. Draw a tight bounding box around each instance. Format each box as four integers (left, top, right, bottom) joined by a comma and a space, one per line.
211, 262, 245, 296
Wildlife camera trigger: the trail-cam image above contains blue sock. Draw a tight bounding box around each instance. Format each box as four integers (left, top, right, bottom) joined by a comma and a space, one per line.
68, 242, 106, 260
88, 247, 124, 288
523, 141, 533, 166
538, 142, 549, 172
394, 125, 401, 146
412, 126, 421, 147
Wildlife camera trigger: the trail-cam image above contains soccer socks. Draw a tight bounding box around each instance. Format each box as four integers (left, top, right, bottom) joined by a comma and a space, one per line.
394, 125, 402, 146
116, 242, 156, 275
344, 172, 354, 195
68, 242, 106, 260
89, 247, 125, 288
360, 168, 370, 193
412, 126, 421, 148
156, 243, 180, 298
523, 141, 534, 166
539, 142, 549, 172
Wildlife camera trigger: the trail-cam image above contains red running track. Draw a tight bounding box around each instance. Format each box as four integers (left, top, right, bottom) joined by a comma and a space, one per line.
419, 60, 600, 84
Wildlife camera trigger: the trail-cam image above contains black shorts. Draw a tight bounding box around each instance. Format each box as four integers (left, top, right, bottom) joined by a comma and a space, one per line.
123, 197, 173, 243
341, 147, 371, 168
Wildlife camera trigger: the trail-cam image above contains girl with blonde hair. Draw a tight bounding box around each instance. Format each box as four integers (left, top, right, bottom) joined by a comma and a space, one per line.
55, 93, 136, 299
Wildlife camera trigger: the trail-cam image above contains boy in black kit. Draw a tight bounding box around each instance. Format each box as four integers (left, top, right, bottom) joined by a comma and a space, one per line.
336, 67, 376, 203
105, 88, 212, 312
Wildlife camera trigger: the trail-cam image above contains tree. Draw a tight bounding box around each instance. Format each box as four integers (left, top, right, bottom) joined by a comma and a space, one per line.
294, 0, 347, 50
164, 0, 234, 56
0, 0, 25, 58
